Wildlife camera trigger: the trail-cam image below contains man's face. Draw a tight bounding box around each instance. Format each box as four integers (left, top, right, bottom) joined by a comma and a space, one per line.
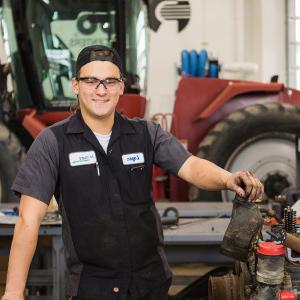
72, 60, 124, 121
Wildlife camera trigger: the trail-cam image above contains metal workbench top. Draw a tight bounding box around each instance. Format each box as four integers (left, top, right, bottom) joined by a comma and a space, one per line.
156, 202, 233, 218
164, 217, 230, 244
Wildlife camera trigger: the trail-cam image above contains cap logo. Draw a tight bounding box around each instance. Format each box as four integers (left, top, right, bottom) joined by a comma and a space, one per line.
75, 45, 123, 74
90, 50, 114, 58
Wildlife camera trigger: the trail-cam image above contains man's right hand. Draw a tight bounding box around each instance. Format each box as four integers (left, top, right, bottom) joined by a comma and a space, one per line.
1, 291, 24, 300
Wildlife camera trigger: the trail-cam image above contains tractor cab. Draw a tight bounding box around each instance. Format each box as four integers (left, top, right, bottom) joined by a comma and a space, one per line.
0, 0, 148, 112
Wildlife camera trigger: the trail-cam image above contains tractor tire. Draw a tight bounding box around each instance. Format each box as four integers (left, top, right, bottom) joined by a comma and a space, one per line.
0, 123, 25, 203
190, 103, 300, 202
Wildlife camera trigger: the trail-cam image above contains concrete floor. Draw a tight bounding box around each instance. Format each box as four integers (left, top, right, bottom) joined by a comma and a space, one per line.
168, 263, 220, 295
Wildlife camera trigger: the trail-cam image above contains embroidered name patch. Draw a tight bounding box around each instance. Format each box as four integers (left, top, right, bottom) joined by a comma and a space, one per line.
69, 151, 97, 167
122, 153, 145, 165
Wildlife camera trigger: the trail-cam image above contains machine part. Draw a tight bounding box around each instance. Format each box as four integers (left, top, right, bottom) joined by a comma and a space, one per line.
221, 195, 263, 262
161, 216, 179, 226
169, 266, 232, 300
257, 284, 280, 300
269, 210, 300, 258
286, 247, 300, 263
256, 242, 285, 285
0, 123, 25, 203
282, 273, 293, 291
162, 207, 179, 218
266, 209, 284, 224
276, 188, 300, 207
285, 261, 300, 292
267, 225, 287, 244
280, 290, 297, 300
208, 273, 244, 300
266, 229, 286, 244
192, 103, 300, 202
161, 206, 179, 226
236, 261, 255, 287
284, 207, 297, 233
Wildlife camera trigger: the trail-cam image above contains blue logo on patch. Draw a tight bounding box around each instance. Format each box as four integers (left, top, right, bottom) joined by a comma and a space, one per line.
127, 155, 140, 163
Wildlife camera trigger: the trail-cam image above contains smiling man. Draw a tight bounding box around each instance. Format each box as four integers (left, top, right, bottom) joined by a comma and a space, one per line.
2, 45, 263, 300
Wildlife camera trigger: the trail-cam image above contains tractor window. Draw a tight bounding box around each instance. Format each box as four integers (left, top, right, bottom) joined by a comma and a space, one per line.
26, 0, 117, 108
125, 1, 148, 93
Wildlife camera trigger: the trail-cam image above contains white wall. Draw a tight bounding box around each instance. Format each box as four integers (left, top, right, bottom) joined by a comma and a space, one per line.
146, 0, 286, 117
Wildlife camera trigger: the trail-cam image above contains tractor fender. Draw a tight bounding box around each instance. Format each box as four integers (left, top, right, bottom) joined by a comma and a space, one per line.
194, 81, 283, 120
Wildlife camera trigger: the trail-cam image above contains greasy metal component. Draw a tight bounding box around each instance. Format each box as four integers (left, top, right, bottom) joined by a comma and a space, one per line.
239, 261, 254, 285
257, 284, 280, 300
208, 273, 244, 300
268, 225, 287, 243
276, 188, 300, 206
221, 195, 263, 262
283, 272, 293, 290
161, 216, 179, 226
256, 252, 285, 285
275, 194, 287, 202
263, 172, 290, 199
236, 260, 256, 299
267, 209, 283, 224
285, 260, 300, 291
284, 207, 297, 233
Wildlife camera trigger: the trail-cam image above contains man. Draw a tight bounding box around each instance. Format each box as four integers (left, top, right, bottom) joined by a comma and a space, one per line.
2, 45, 263, 300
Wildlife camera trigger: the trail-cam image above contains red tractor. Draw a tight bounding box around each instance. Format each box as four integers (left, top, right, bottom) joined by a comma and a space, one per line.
169, 78, 300, 202
0, 0, 299, 205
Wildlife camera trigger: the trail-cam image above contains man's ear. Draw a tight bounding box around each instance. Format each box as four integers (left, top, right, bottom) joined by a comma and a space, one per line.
71, 78, 79, 95
119, 81, 125, 95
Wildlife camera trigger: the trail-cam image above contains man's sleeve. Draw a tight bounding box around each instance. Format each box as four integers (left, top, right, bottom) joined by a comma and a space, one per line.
11, 128, 59, 205
147, 121, 192, 175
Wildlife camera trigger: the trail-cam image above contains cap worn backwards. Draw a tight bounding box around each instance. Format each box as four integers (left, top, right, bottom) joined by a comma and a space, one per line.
75, 45, 123, 75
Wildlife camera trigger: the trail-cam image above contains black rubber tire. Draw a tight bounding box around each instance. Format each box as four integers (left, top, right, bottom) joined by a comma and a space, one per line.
190, 103, 300, 202
0, 123, 25, 203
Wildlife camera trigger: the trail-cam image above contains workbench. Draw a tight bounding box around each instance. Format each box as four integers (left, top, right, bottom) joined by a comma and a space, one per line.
0, 202, 233, 299
0, 217, 64, 300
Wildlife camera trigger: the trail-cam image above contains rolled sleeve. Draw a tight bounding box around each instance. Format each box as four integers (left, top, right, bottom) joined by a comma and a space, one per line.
147, 121, 191, 175
12, 128, 59, 205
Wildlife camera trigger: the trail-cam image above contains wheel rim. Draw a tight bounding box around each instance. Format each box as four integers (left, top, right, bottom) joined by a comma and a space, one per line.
221, 133, 296, 202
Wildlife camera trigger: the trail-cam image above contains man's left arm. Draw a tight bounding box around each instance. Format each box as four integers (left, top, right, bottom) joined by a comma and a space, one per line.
178, 155, 264, 202
147, 121, 263, 201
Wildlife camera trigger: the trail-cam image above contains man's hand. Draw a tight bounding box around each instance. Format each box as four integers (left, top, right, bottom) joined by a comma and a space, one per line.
225, 171, 264, 202
1, 291, 24, 300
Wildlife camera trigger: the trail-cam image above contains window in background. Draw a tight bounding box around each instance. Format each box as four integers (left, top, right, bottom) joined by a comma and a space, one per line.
125, 1, 148, 94
288, 0, 300, 89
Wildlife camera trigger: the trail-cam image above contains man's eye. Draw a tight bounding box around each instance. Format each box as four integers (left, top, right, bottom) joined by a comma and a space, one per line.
104, 79, 118, 85
83, 78, 98, 84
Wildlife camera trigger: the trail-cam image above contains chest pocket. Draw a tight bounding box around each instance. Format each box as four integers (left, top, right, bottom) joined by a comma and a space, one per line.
125, 162, 151, 204
62, 149, 106, 215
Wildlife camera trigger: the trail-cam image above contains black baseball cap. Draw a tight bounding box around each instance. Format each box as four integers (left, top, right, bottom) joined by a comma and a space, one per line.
75, 45, 123, 75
